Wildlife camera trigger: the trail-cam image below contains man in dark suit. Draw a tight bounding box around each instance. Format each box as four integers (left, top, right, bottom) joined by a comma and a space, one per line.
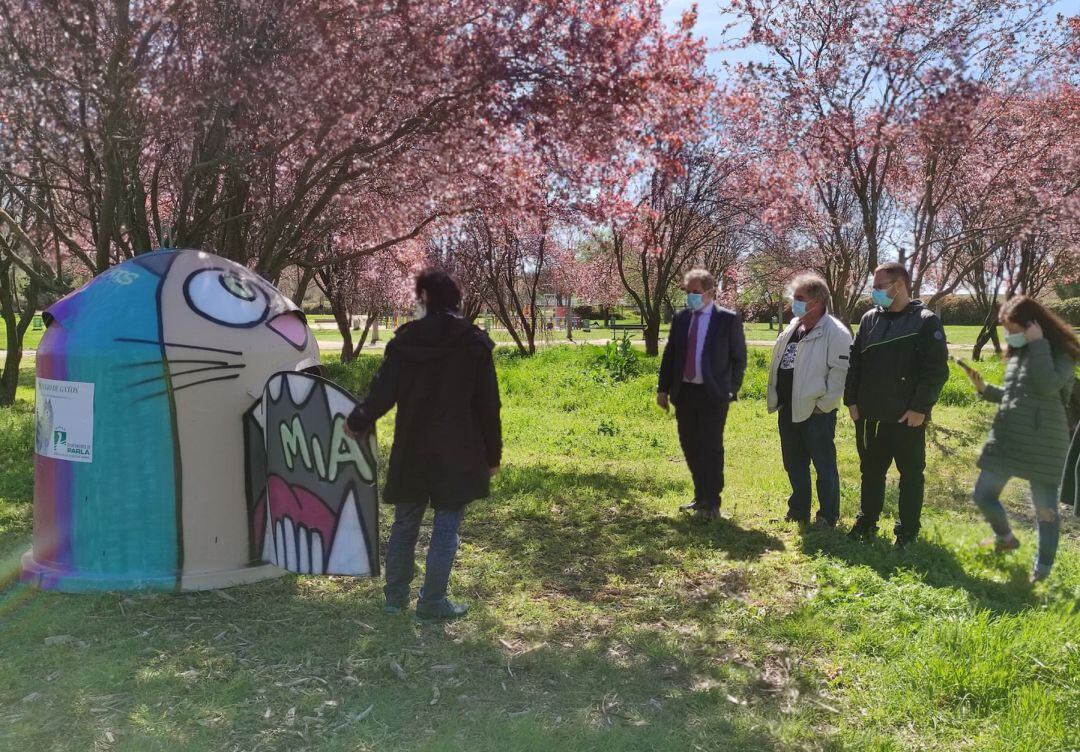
658, 269, 748, 519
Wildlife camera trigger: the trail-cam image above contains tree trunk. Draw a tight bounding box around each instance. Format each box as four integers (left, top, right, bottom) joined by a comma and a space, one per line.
292, 264, 317, 307
972, 303, 1001, 362
354, 314, 375, 354
330, 302, 355, 363
0, 260, 37, 405
644, 319, 661, 357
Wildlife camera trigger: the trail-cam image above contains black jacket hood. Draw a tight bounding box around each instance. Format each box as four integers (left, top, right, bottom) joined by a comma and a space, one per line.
389, 312, 494, 362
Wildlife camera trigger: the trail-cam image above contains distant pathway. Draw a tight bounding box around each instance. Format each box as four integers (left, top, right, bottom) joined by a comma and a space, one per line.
1, 337, 981, 360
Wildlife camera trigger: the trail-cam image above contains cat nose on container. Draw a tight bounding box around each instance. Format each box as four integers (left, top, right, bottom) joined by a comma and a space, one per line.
267, 312, 309, 348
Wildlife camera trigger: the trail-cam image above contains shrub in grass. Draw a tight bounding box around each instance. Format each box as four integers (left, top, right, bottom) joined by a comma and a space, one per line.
1048, 297, 1080, 326
321, 354, 382, 395
592, 333, 642, 384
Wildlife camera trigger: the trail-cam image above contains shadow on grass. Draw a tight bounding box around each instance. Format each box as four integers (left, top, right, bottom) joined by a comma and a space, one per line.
481, 465, 785, 602
0, 573, 792, 752
796, 527, 1035, 615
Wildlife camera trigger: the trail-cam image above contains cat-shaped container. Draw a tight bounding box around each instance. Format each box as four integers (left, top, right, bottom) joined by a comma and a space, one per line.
22, 248, 377, 591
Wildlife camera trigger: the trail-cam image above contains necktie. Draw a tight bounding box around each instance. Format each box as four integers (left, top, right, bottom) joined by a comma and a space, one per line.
684, 312, 701, 382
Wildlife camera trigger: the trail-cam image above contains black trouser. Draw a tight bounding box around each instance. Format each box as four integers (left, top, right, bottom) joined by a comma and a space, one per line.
674, 385, 730, 508
855, 418, 926, 539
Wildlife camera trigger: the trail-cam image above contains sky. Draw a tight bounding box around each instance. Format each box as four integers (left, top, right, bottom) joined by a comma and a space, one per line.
663, 0, 1079, 78
660, 1, 759, 76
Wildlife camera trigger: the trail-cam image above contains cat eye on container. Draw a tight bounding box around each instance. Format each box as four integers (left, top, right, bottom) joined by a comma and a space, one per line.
184, 269, 271, 327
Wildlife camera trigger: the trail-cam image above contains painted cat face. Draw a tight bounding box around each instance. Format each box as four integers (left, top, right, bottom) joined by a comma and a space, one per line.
26, 249, 321, 591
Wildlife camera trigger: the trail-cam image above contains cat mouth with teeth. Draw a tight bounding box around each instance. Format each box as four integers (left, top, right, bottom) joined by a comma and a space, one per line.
23, 249, 379, 592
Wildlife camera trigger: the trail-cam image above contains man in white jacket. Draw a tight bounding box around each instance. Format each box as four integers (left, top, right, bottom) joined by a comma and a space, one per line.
767, 273, 853, 527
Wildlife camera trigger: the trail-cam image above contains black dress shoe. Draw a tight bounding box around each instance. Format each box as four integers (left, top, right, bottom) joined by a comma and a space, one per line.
784, 511, 810, 524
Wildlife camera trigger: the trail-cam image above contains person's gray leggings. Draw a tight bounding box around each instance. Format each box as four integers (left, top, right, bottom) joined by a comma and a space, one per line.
383, 502, 465, 606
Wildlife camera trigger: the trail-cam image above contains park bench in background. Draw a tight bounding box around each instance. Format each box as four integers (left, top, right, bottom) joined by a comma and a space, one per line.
607, 316, 645, 337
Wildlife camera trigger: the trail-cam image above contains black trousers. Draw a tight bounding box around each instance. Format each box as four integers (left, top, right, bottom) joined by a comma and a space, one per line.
674, 385, 730, 508
855, 419, 926, 539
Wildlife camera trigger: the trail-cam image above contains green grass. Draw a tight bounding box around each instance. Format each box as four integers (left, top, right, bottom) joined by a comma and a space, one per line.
0, 318, 46, 351
1, 347, 1077, 751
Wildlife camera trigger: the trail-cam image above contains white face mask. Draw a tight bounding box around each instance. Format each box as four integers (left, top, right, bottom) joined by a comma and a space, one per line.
1005, 331, 1027, 349
414, 302, 427, 319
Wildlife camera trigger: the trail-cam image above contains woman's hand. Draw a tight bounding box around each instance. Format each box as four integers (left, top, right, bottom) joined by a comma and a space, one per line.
1025, 321, 1044, 342
966, 369, 986, 394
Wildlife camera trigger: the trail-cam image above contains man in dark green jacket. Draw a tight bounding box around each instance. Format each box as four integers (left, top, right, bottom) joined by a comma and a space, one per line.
845, 262, 950, 546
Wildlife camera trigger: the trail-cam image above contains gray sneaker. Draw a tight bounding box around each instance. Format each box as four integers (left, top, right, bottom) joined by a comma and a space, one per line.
415, 598, 469, 622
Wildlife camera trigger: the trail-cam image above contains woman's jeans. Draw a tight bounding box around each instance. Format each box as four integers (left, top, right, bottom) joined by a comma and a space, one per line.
384, 502, 465, 606
778, 406, 841, 524
972, 468, 1060, 573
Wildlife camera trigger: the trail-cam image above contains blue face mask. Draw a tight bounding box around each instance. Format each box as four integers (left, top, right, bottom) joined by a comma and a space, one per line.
686, 293, 704, 311
792, 299, 808, 318
1005, 331, 1027, 349
871, 287, 894, 308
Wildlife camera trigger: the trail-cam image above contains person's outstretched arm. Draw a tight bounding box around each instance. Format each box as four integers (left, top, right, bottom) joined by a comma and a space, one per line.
474, 346, 502, 470
346, 345, 401, 432
980, 380, 1004, 404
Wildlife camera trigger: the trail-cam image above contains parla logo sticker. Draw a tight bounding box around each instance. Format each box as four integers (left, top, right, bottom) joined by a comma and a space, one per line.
35, 378, 94, 463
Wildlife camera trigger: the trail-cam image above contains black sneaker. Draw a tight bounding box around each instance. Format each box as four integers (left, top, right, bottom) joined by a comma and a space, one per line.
812, 517, 837, 530
695, 505, 720, 521
893, 535, 916, 549
415, 598, 469, 622
784, 511, 811, 524
847, 522, 877, 541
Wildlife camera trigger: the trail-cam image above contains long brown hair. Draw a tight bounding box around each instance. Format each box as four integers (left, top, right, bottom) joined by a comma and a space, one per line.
999, 295, 1080, 360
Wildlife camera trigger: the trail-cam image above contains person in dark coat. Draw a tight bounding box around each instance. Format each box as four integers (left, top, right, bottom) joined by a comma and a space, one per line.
346, 269, 502, 620
657, 269, 748, 519
845, 262, 950, 547
961, 295, 1078, 583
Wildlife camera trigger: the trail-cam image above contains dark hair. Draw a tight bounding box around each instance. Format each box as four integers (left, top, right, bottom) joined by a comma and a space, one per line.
415, 268, 462, 313
875, 262, 911, 291
999, 295, 1080, 360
